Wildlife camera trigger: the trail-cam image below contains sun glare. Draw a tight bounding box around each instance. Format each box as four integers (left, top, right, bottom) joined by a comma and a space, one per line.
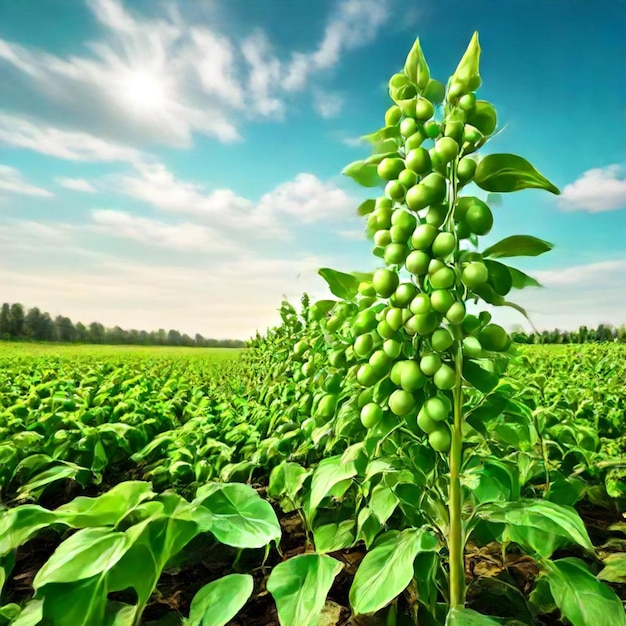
119, 70, 169, 113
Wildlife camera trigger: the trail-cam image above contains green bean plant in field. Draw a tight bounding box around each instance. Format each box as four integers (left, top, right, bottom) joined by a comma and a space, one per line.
1, 33, 625, 626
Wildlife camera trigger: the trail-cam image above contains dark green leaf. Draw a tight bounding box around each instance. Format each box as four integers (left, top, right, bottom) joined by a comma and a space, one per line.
483, 235, 553, 259
463, 360, 500, 393
475, 154, 560, 194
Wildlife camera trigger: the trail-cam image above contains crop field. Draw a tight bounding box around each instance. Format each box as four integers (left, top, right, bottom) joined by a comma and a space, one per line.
0, 333, 624, 626
1, 30, 625, 626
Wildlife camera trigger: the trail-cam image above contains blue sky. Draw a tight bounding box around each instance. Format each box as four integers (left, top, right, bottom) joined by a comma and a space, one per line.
0, 0, 624, 339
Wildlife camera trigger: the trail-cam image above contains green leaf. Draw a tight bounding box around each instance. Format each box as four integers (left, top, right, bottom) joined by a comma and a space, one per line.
341, 159, 383, 187
475, 154, 560, 194
194, 483, 281, 549
56, 481, 155, 527
477, 500, 593, 558
349, 528, 438, 615
307, 455, 357, 520
404, 38, 430, 89
463, 360, 500, 393
0, 603, 21, 623
483, 235, 553, 259
0, 505, 57, 557
184, 574, 254, 626
540, 558, 626, 626
508, 266, 541, 289
318, 268, 360, 300
16, 461, 91, 500
357, 199, 376, 216
267, 554, 343, 626
34, 528, 128, 586
10, 599, 43, 626
446, 607, 501, 625
598, 553, 626, 584
313, 520, 356, 553
448, 32, 481, 95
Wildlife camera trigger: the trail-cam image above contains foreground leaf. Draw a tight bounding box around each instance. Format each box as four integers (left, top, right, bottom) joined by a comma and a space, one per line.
194, 483, 281, 549
540, 558, 626, 626
350, 528, 438, 615
477, 500, 592, 557
267, 554, 343, 626
185, 574, 254, 626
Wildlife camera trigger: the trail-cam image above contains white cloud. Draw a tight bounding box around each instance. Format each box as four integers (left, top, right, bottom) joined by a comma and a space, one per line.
55, 177, 97, 193
481, 258, 626, 332
0, 0, 393, 151
338, 228, 364, 240
89, 209, 234, 251
313, 90, 344, 118
0, 113, 145, 162
116, 164, 356, 234
0, 165, 53, 197
257, 173, 355, 222
558, 164, 626, 213
282, 0, 392, 91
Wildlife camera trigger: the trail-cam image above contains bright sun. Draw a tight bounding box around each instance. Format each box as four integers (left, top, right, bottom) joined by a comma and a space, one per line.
119, 70, 168, 113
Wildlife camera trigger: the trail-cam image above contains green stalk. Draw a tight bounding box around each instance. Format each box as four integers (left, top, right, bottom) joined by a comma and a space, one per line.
446, 155, 465, 609
448, 341, 465, 608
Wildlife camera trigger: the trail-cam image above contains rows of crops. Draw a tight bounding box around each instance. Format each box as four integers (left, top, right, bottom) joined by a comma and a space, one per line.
0, 316, 624, 625
2, 31, 625, 626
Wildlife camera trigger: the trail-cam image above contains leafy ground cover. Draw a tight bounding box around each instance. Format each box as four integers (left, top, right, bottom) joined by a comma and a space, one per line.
0, 336, 624, 625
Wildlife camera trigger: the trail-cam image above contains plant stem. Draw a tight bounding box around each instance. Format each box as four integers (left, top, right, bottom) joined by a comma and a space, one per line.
448, 342, 465, 609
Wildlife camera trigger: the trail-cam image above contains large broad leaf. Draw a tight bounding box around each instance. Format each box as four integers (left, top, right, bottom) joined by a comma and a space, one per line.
540, 558, 626, 626
341, 159, 383, 187
477, 500, 592, 558
194, 483, 281, 549
349, 528, 438, 615
306, 456, 357, 521
184, 574, 254, 626
33, 528, 128, 586
55, 481, 155, 527
483, 235, 553, 259
475, 154, 560, 194
0, 506, 57, 556
32, 577, 109, 626
267, 554, 343, 626
318, 268, 360, 300
446, 607, 501, 625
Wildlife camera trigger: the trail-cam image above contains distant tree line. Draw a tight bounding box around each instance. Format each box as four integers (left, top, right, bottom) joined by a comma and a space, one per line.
511, 324, 626, 344
0, 302, 244, 348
